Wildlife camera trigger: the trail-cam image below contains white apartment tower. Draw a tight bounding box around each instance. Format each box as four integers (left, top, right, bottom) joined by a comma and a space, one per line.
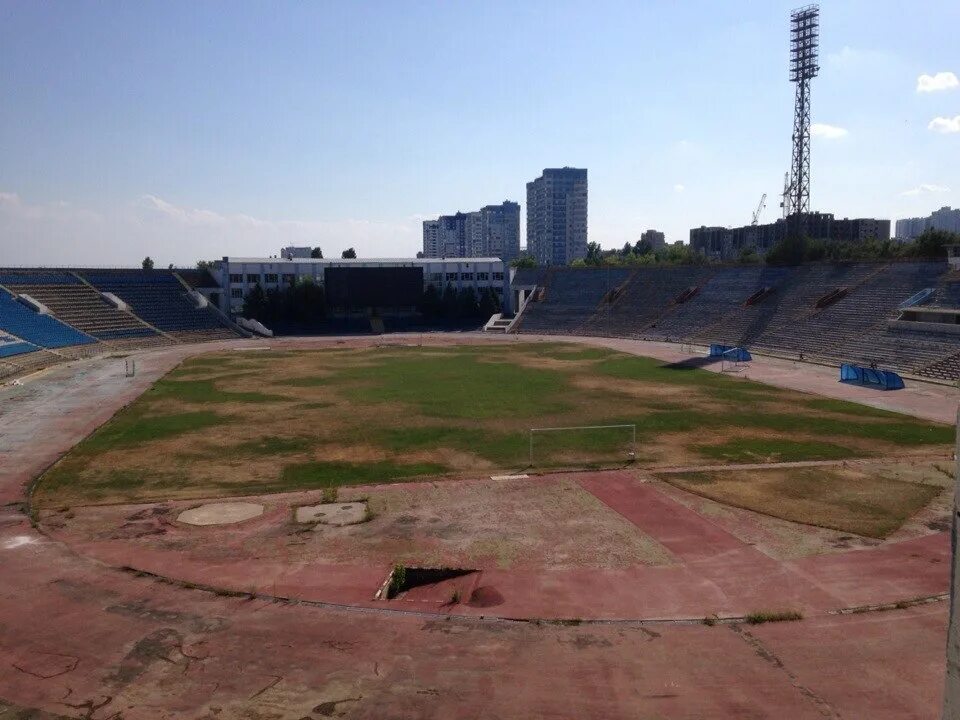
422, 201, 520, 260
526, 167, 588, 265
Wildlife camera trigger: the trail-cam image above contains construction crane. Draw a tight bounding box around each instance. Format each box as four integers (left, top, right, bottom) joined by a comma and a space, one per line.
751, 193, 767, 226
780, 171, 792, 218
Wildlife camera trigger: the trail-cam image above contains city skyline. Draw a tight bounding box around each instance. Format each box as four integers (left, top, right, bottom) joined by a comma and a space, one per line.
1, 1, 958, 266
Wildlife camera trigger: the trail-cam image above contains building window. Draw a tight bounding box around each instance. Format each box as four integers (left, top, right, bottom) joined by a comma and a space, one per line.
492, 272, 504, 281
461, 272, 474, 281
246, 273, 259, 283
264, 273, 278, 283
477, 272, 489, 281
446, 272, 458, 281
231, 288, 243, 299
430, 273, 442, 282
229, 273, 243, 283
282, 274, 295, 284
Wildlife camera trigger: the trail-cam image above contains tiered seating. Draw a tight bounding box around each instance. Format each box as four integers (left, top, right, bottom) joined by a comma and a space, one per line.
692, 263, 878, 351
0, 288, 95, 348
0, 271, 159, 341
512, 260, 960, 380
930, 273, 960, 307
839, 327, 960, 375
816, 263, 949, 358
0, 337, 37, 359
650, 266, 794, 341
81, 270, 240, 341
0, 347, 64, 380
917, 350, 960, 382
588, 266, 715, 338
517, 268, 633, 334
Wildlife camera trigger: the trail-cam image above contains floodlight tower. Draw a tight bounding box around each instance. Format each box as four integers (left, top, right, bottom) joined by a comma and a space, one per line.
788, 5, 819, 237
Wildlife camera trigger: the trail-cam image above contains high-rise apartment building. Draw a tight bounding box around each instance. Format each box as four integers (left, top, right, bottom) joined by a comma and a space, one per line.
640, 229, 666, 251
526, 167, 588, 265
896, 207, 960, 240
480, 202, 520, 261
422, 201, 519, 260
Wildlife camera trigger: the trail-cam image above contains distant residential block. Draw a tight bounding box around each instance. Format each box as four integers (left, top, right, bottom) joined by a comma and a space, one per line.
526, 167, 588, 265
896, 207, 960, 241
422, 201, 519, 260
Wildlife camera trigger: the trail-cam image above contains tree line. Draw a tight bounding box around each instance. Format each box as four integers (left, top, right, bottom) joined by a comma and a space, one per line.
241, 279, 500, 326
509, 228, 960, 268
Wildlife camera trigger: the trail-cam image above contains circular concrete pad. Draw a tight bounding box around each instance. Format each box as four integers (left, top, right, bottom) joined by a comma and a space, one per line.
177, 502, 264, 526
296, 502, 367, 527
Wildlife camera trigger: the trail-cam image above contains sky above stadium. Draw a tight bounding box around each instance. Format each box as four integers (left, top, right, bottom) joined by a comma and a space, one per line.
1, 0, 958, 266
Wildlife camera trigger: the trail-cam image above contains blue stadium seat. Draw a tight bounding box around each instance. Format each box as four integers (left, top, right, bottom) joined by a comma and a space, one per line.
82, 270, 235, 333
0, 290, 95, 348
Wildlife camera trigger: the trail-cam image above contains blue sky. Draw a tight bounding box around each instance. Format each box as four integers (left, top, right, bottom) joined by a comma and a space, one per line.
1, 0, 958, 265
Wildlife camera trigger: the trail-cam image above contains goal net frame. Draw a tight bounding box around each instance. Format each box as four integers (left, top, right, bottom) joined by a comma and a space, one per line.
528, 423, 637, 467
721, 347, 745, 373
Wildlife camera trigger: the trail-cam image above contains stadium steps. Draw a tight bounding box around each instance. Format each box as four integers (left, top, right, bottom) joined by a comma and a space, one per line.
5, 281, 159, 340
583, 266, 716, 339
72, 271, 183, 344
514, 267, 633, 336
916, 350, 960, 382
655, 265, 794, 344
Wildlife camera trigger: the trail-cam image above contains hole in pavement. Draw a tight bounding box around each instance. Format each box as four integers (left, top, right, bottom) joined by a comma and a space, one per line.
382, 566, 476, 600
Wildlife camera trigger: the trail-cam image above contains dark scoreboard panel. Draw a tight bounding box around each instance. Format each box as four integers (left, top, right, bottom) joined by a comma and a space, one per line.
324, 266, 423, 308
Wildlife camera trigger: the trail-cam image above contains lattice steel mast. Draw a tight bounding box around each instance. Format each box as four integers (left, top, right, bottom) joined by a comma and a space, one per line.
788, 5, 819, 237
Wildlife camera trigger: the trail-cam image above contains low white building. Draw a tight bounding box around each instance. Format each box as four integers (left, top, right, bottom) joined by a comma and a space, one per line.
213, 256, 509, 315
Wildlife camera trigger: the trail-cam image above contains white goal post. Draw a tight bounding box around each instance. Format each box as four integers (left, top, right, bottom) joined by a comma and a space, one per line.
528, 423, 637, 466
721, 347, 745, 373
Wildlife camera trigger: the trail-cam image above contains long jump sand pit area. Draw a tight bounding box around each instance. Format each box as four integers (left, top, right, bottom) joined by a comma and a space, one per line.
0, 333, 957, 718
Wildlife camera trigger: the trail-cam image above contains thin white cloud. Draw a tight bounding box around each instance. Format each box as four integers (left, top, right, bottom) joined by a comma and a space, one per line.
0, 192, 421, 266
928, 116, 960, 134
811, 123, 849, 139
917, 72, 959, 93
900, 184, 951, 197
673, 184, 685, 193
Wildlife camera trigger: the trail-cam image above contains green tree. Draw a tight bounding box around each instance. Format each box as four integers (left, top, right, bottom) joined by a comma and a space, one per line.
141, 256, 154, 270
511, 254, 537, 269
440, 283, 458, 319
341, 247, 357, 259
907, 228, 958, 258
478, 287, 500, 317
310, 247, 324, 259
457, 286, 479, 318
418, 284, 441, 318
765, 235, 808, 265
585, 242, 603, 266
242, 283, 267, 320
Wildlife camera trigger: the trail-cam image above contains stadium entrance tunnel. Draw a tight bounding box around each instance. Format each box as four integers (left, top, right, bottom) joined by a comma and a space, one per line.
378, 566, 478, 602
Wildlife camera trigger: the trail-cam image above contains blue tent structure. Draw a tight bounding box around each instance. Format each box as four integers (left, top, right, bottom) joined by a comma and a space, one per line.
839, 364, 905, 390
709, 344, 752, 362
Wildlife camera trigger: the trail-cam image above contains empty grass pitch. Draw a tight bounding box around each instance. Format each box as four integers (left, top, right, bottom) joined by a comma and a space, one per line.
34, 342, 954, 507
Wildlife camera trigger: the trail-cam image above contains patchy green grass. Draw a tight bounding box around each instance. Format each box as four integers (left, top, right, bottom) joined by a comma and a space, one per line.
81, 409, 226, 452
336, 353, 571, 419
694, 438, 858, 464
33, 341, 953, 507
745, 610, 803, 625
146, 378, 289, 405
662, 466, 942, 538
231, 436, 314, 456
278, 460, 449, 489
270, 376, 331, 387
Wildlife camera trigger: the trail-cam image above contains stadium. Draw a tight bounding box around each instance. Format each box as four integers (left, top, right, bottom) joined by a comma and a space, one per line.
1, 258, 958, 718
